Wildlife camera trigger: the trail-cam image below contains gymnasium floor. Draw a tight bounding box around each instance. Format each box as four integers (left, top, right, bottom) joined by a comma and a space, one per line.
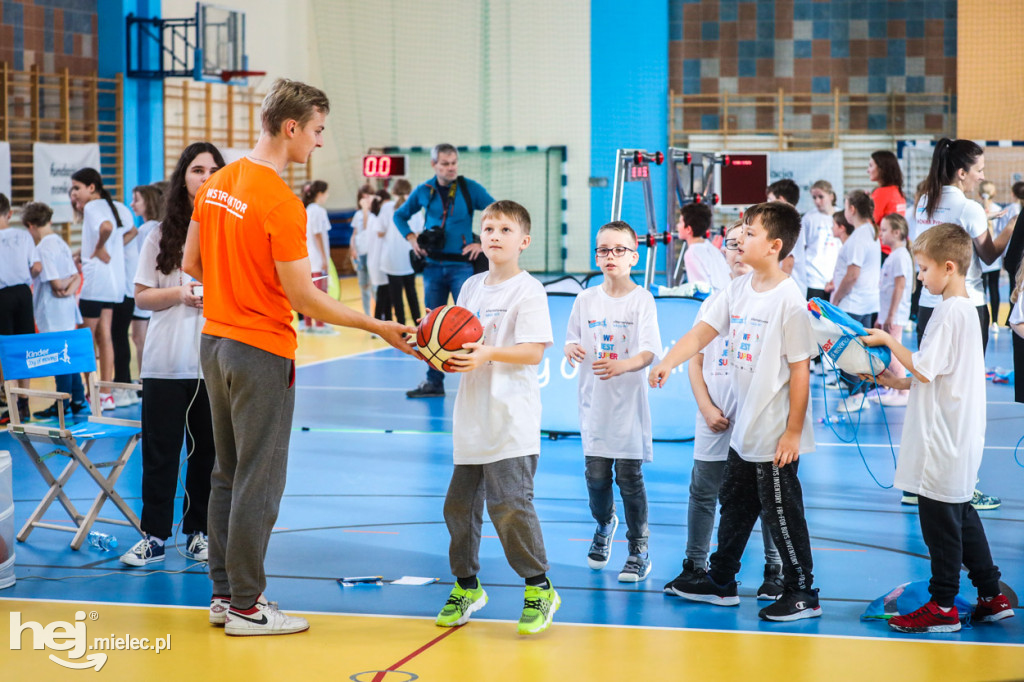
2, 279, 1023, 681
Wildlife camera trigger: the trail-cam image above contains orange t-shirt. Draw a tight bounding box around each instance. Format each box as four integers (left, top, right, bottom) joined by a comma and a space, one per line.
191, 158, 308, 359
872, 185, 905, 256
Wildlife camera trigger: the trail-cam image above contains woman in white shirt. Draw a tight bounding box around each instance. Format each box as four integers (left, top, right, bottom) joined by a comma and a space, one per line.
349, 185, 377, 317
70, 167, 134, 412
119, 142, 225, 568
381, 179, 422, 326
301, 180, 335, 333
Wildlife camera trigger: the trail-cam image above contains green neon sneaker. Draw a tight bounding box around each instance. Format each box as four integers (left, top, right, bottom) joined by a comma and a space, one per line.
517, 582, 561, 635
435, 580, 488, 627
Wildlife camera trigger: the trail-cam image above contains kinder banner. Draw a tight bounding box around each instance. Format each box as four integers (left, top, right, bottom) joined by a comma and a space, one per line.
0, 142, 10, 198
767, 148, 845, 216
541, 292, 702, 441
33, 143, 101, 222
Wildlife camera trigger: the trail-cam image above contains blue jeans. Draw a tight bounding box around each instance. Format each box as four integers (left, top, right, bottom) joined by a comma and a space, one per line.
55, 372, 85, 408
585, 456, 649, 553
423, 260, 474, 386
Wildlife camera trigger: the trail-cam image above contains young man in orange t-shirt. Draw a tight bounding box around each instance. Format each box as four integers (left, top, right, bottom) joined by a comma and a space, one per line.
183, 79, 415, 637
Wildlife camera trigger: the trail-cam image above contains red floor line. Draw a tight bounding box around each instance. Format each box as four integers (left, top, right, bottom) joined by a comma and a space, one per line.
371, 625, 464, 682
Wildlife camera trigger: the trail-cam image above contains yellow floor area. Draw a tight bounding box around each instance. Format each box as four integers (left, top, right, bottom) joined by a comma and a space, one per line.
5, 598, 1023, 681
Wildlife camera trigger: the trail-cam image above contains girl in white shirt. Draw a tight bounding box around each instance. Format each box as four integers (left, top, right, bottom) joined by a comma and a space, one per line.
70, 167, 133, 411
802, 180, 841, 301
349, 185, 376, 317
383, 179, 422, 326
369, 189, 392, 321
119, 142, 225, 568
301, 180, 334, 333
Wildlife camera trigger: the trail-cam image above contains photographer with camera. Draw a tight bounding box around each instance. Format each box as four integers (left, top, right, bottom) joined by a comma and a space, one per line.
395, 143, 495, 398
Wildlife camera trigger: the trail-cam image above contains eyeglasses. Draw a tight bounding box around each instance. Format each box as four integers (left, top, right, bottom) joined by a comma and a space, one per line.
724, 239, 739, 251
594, 246, 636, 258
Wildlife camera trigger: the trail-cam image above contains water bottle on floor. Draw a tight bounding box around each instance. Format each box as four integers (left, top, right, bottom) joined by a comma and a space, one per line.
87, 531, 118, 552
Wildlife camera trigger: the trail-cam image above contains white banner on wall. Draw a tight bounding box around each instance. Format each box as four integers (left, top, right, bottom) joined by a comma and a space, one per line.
33, 143, 102, 222
0, 142, 11, 199
767, 148, 845, 215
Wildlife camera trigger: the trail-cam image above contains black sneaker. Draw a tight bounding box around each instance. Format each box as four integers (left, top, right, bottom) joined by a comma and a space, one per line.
406, 381, 445, 398
33, 402, 62, 420
756, 564, 784, 601
675, 572, 739, 606
70, 400, 90, 415
758, 588, 822, 622
663, 558, 705, 595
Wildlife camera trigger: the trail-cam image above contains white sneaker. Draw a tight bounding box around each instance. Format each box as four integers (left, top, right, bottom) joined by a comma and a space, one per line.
864, 387, 887, 403
877, 390, 909, 407
100, 393, 116, 411
113, 388, 134, 407
837, 393, 871, 413
185, 531, 209, 561
210, 596, 230, 626
119, 534, 165, 567
224, 595, 310, 637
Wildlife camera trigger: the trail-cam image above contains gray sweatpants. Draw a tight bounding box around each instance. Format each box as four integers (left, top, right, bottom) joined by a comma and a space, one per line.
200, 335, 296, 609
444, 455, 549, 580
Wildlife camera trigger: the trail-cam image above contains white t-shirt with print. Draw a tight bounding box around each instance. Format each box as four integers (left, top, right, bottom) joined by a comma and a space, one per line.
1011, 292, 1024, 326
125, 219, 159, 318
895, 296, 985, 503
0, 227, 39, 287
914, 187, 988, 308
701, 273, 817, 462
453, 271, 553, 465
801, 210, 841, 291
879, 245, 913, 326
565, 285, 662, 462
305, 203, 332, 274
134, 228, 205, 379
692, 293, 735, 462
80, 199, 132, 302
32, 233, 78, 332
832, 222, 881, 315
381, 201, 415, 277
684, 241, 731, 293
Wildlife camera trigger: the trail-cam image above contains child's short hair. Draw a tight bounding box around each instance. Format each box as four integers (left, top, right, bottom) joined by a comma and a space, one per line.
833, 210, 855, 236
0, 192, 9, 215
680, 203, 713, 238
482, 200, 531, 235
767, 179, 800, 205
261, 78, 330, 135
598, 220, 638, 246
912, 223, 972, 276
744, 201, 801, 259
21, 202, 53, 228
881, 213, 909, 241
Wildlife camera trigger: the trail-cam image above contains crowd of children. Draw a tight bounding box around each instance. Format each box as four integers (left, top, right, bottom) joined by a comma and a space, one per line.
0, 129, 1019, 638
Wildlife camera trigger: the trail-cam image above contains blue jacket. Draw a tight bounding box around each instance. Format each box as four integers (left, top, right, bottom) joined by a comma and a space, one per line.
394, 176, 495, 255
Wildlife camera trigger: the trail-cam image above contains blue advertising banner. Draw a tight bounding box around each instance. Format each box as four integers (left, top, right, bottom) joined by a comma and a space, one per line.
540, 292, 702, 441
0, 329, 96, 382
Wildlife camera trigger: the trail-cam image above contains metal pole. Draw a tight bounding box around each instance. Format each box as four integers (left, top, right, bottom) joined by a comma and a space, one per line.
610, 149, 626, 221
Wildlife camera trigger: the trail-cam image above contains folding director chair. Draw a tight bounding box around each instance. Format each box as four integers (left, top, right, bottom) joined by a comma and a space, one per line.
0, 328, 143, 550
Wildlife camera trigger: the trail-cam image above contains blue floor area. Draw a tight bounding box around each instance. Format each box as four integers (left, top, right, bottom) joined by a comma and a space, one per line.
3, 330, 1022, 645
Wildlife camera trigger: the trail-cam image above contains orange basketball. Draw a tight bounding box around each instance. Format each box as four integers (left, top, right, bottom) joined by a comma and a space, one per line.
416, 305, 484, 373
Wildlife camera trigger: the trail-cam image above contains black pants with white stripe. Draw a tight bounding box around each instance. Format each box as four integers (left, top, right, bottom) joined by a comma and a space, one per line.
709, 448, 815, 592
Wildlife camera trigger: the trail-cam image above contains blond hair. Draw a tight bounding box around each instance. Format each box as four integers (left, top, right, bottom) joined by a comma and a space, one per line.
261, 79, 330, 135
1012, 256, 1024, 305
881, 213, 909, 242
481, 200, 531, 234
912, 223, 972, 276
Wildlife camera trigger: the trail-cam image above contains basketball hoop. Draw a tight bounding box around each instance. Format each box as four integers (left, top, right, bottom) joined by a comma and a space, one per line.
219, 70, 266, 82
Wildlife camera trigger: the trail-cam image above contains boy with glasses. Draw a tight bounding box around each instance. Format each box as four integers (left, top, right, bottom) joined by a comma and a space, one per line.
564, 221, 662, 582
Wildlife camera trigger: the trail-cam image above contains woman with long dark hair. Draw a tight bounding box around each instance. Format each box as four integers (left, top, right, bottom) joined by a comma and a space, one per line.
119, 142, 225, 567
868, 152, 906, 221
905, 138, 1014, 510
70, 167, 134, 411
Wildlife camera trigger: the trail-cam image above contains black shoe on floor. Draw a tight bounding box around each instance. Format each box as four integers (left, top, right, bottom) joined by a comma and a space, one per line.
675, 572, 739, 606
33, 402, 62, 420
758, 588, 822, 622
406, 381, 445, 398
70, 400, 90, 415
756, 563, 784, 601
663, 558, 705, 595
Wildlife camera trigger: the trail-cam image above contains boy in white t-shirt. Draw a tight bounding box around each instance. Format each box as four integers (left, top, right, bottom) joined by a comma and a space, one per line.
435, 200, 558, 636
871, 213, 913, 407
564, 221, 661, 583
863, 223, 1014, 632
0, 193, 42, 424
678, 203, 730, 292
22, 202, 86, 418
650, 202, 822, 622
663, 221, 784, 602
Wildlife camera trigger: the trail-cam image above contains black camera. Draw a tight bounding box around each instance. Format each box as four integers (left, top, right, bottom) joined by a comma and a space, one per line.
417, 225, 446, 252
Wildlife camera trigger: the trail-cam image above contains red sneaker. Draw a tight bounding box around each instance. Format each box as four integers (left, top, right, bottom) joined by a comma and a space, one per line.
974, 595, 1015, 623
889, 600, 961, 633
